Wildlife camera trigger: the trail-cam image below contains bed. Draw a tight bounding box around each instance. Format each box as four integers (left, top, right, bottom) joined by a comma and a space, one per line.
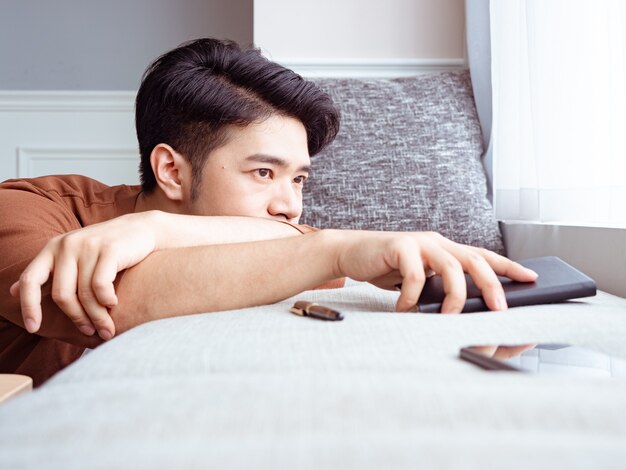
1, 72, 625, 469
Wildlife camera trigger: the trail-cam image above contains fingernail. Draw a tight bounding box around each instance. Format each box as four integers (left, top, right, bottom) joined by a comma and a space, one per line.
24, 318, 37, 333
79, 325, 96, 336
99, 329, 113, 341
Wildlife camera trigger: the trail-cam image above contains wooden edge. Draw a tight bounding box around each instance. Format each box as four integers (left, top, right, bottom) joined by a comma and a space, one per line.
0, 374, 33, 404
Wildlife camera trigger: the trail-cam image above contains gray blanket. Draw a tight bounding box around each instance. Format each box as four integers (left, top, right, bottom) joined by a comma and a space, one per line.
1, 283, 626, 469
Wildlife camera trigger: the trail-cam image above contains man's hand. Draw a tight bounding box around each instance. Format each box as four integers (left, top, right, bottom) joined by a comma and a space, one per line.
10, 212, 161, 340
8, 212, 305, 340
331, 230, 537, 313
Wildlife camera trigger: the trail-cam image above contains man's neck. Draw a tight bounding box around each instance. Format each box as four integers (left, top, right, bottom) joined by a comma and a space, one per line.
134, 189, 183, 215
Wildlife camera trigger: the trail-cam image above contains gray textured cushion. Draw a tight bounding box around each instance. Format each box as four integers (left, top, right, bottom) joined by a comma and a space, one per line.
303, 72, 504, 253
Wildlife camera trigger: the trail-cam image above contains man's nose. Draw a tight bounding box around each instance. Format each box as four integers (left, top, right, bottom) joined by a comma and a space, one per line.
268, 182, 301, 221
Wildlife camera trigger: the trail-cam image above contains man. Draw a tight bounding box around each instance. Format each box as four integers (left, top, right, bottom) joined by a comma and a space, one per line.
0, 38, 537, 386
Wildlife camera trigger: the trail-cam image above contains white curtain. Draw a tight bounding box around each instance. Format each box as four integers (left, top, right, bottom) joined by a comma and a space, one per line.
491, 0, 626, 227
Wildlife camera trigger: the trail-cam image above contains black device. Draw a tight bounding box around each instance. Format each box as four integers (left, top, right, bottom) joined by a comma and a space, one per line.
460, 343, 626, 378
417, 256, 596, 313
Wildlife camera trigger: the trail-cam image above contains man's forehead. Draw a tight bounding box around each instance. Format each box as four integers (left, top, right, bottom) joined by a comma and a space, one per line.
213, 115, 311, 168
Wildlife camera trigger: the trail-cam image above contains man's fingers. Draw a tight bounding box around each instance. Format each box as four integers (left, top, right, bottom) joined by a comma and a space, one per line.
19, 275, 44, 333
464, 248, 537, 310
77, 254, 115, 340
451, 249, 507, 311
423, 248, 466, 314
394, 240, 426, 312
434, 236, 537, 283
91, 252, 119, 308
391, 233, 538, 314
438, 266, 467, 314
433, 239, 537, 312
469, 247, 538, 282
17, 249, 55, 333
51, 252, 95, 336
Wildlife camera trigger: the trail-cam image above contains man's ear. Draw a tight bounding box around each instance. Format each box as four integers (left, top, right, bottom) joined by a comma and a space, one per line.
150, 144, 191, 201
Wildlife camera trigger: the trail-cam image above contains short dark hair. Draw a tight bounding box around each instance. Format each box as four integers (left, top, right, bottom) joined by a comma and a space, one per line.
135, 38, 340, 198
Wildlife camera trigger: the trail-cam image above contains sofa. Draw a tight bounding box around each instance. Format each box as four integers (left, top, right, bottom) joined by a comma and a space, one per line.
1, 72, 626, 469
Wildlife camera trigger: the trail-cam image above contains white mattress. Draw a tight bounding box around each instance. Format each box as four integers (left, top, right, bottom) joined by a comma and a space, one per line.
1, 283, 626, 469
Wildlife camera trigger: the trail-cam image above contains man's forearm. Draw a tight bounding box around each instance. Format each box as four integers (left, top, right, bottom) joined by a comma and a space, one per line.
110, 230, 341, 333
148, 211, 304, 249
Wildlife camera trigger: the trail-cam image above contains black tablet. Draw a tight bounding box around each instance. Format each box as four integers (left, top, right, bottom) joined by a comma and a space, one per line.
417, 256, 596, 313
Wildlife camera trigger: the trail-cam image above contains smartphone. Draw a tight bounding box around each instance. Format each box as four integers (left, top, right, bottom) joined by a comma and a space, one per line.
460, 343, 626, 378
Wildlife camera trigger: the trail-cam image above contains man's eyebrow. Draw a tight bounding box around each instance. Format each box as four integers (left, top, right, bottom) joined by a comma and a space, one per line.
245, 154, 311, 173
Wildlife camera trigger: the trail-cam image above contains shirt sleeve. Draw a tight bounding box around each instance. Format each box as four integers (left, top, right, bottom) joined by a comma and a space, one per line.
0, 188, 103, 348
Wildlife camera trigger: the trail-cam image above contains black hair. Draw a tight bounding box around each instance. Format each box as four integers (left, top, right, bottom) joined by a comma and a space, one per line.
135, 38, 340, 198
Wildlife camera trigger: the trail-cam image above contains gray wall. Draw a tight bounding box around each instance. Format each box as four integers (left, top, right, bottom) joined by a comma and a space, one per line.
0, 0, 253, 90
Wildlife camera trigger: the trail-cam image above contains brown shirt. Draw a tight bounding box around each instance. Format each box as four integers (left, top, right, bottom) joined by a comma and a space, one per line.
0, 175, 343, 386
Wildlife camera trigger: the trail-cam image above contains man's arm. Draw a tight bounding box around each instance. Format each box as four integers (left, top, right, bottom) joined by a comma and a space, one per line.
6, 209, 311, 344
109, 229, 537, 334
12, 212, 538, 342
109, 230, 339, 333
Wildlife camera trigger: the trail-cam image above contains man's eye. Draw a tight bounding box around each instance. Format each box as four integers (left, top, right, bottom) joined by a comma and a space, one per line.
293, 175, 307, 184
256, 169, 272, 178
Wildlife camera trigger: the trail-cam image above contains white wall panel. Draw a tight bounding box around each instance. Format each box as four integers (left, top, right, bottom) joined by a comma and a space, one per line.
0, 92, 138, 185
254, 0, 466, 61
17, 148, 139, 186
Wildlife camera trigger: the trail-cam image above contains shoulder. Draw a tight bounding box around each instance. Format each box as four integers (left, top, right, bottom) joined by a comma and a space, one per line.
0, 175, 141, 224
0, 174, 134, 201
0, 181, 83, 255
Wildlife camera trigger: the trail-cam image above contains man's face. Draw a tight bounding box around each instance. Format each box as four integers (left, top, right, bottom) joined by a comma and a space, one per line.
185, 115, 311, 224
